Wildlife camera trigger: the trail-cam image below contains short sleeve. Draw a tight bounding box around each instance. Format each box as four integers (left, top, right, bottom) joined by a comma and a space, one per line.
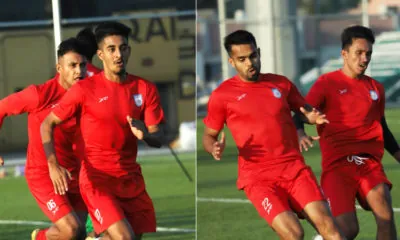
287, 80, 307, 112
52, 83, 84, 121
305, 76, 327, 110
203, 90, 226, 131
0, 85, 39, 128
143, 83, 165, 126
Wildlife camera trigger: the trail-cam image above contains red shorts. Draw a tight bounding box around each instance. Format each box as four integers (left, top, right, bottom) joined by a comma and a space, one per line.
80, 173, 156, 234
321, 155, 392, 217
26, 170, 86, 223
244, 167, 325, 225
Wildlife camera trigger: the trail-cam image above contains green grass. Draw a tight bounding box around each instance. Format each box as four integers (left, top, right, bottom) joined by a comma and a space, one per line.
0, 152, 195, 240
197, 108, 400, 240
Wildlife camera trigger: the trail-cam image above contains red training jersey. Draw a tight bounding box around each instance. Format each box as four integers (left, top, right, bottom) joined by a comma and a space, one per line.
204, 74, 308, 189
0, 76, 80, 176
52, 72, 165, 180
306, 70, 385, 171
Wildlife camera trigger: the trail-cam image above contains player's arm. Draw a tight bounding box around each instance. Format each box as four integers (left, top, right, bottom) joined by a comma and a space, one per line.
41, 112, 72, 195
203, 127, 225, 161
127, 116, 163, 148
381, 117, 400, 163
0, 86, 39, 129
376, 84, 400, 162
40, 84, 82, 195
0, 86, 39, 163
288, 78, 327, 151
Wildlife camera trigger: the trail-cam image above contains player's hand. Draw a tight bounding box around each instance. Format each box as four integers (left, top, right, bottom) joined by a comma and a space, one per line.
298, 133, 320, 152
212, 132, 226, 161
0, 156, 3, 166
48, 163, 71, 195
300, 106, 329, 125
127, 116, 148, 140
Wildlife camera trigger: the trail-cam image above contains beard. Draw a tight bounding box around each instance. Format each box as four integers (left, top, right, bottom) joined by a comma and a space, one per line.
247, 72, 260, 81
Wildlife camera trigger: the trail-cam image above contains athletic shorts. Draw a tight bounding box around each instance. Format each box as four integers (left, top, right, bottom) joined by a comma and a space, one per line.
243, 167, 325, 225
321, 154, 392, 217
26, 170, 86, 223
80, 173, 156, 235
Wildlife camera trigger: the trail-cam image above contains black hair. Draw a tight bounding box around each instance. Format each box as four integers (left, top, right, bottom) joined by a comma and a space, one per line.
224, 30, 257, 54
76, 27, 97, 61
94, 21, 131, 46
57, 37, 85, 59
341, 25, 375, 50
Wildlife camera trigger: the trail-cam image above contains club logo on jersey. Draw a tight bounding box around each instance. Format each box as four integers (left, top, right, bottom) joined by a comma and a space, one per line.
370, 90, 378, 101
271, 88, 281, 98
133, 94, 143, 107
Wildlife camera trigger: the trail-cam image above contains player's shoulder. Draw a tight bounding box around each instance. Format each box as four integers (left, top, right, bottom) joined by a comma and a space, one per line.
128, 74, 156, 87
317, 70, 340, 82
214, 75, 244, 91
364, 75, 383, 88
34, 77, 59, 94
262, 73, 293, 84
76, 74, 98, 89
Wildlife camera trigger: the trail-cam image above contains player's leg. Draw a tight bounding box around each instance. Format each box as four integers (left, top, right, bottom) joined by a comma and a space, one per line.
122, 191, 156, 239
302, 201, 345, 240
45, 212, 85, 240
68, 191, 89, 237
103, 219, 135, 239
319, 163, 360, 239
358, 161, 396, 240
80, 181, 135, 239
271, 211, 304, 240
27, 175, 85, 240
366, 184, 397, 239
289, 167, 344, 240
244, 181, 304, 239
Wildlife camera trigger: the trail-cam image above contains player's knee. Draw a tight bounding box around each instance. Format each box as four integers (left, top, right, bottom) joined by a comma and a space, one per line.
111, 232, 135, 240
280, 225, 304, 240
338, 221, 359, 240
375, 207, 394, 223
61, 220, 82, 239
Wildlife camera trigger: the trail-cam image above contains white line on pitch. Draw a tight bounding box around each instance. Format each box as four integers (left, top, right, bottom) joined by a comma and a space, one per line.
197, 197, 400, 212
0, 220, 195, 233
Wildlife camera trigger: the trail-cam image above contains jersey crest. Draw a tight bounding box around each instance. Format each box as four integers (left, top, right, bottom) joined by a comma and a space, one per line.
133, 94, 143, 107
272, 88, 281, 98
369, 90, 378, 101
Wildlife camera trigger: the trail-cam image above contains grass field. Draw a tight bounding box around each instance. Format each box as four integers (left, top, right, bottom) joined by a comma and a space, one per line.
197, 108, 400, 240
0, 152, 195, 240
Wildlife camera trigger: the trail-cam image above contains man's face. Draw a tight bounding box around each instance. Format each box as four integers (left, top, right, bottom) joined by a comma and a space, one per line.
97, 35, 131, 76
228, 43, 261, 81
57, 52, 87, 89
342, 38, 372, 76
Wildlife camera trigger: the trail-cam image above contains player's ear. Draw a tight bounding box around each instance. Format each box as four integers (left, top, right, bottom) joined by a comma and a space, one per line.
228, 57, 235, 68
56, 58, 62, 73
341, 49, 347, 60
97, 49, 104, 61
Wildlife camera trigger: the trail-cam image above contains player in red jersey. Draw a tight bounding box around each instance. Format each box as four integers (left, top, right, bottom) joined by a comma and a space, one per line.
76, 27, 102, 77
41, 22, 165, 240
203, 30, 345, 240
295, 25, 398, 240
0, 38, 88, 240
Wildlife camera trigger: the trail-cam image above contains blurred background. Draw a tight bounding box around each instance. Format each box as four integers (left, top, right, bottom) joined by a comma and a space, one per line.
0, 1, 196, 239
197, 1, 400, 239
197, 0, 400, 115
